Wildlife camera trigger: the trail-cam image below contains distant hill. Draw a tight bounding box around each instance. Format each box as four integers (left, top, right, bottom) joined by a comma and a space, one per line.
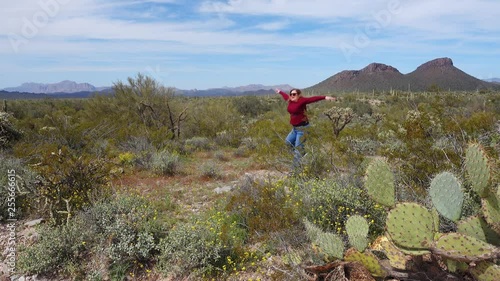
484, 78, 500, 84
2, 80, 107, 94
1, 81, 293, 98
306, 58, 499, 93
0, 89, 113, 100
176, 84, 294, 97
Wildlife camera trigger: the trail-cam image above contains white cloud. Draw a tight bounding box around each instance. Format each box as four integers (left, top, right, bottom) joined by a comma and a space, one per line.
1, 0, 499, 89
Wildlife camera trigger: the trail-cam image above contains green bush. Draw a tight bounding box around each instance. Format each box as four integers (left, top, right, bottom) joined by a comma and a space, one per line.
81, 195, 161, 265
18, 194, 163, 278
200, 160, 222, 179
157, 220, 226, 278
29, 147, 111, 224
151, 150, 181, 176
0, 111, 23, 149
296, 177, 386, 237
17, 219, 91, 275
0, 154, 38, 221
184, 136, 212, 151
225, 177, 302, 237
232, 95, 271, 117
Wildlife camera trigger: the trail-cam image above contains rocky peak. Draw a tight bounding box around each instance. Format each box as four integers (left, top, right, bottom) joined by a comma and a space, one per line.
416, 57, 454, 71
361, 63, 400, 74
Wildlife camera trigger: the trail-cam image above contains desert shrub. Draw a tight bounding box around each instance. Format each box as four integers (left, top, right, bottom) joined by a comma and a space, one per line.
382, 108, 461, 190
118, 152, 136, 166
214, 151, 229, 162
232, 95, 271, 117
232, 137, 256, 158
84, 74, 188, 143
80, 194, 162, 265
345, 100, 373, 116
29, 147, 111, 224
158, 206, 247, 279
17, 220, 90, 275
0, 111, 23, 149
151, 150, 181, 176
157, 220, 226, 278
214, 130, 240, 147
200, 160, 222, 179
246, 113, 290, 167
18, 194, 162, 278
294, 176, 386, 237
183, 98, 241, 139
0, 154, 38, 221
225, 177, 302, 237
184, 136, 212, 151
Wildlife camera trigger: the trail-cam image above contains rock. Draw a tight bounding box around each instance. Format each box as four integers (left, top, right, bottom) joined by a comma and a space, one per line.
24, 219, 44, 228
214, 185, 233, 194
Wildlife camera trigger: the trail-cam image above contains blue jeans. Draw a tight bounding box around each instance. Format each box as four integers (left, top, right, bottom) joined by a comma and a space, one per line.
285, 124, 309, 168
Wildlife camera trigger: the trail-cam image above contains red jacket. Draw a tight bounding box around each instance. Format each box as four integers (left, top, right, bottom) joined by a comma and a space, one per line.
277, 90, 325, 126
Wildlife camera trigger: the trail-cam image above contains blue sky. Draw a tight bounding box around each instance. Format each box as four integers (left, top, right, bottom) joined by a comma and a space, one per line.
1, 0, 499, 90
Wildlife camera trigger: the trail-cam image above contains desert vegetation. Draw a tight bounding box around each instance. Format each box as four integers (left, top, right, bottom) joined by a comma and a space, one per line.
1, 74, 499, 280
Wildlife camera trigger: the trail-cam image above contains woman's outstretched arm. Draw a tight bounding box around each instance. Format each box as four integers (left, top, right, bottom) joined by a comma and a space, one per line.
275, 88, 289, 101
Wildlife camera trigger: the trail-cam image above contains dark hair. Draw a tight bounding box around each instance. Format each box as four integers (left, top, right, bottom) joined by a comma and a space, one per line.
290, 89, 301, 95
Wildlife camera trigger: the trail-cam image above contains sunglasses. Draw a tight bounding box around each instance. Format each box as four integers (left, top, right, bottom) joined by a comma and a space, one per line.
290, 93, 298, 96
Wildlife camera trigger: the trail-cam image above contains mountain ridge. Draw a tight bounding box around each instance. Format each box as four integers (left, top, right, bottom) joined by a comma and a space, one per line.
2, 81, 293, 97
306, 57, 499, 93
3, 80, 99, 94
2, 58, 499, 97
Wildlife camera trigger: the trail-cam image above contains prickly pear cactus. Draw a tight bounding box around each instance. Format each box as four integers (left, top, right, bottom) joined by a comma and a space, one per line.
370, 235, 408, 270
465, 143, 491, 197
346, 215, 370, 252
457, 216, 500, 246
304, 219, 344, 260
432, 233, 499, 263
365, 159, 395, 207
429, 172, 463, 222
481, 195, 500, 234
304, 218, 323, 242
386, 203, 435, 250
314, 232, 345, 260
344, 248, 387, 278
469, 261, 500, 281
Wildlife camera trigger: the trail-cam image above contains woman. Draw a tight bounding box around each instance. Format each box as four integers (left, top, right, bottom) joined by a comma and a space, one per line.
275, 88, 336, 168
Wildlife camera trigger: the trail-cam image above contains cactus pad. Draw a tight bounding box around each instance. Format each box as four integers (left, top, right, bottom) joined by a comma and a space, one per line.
429, 172, 463, 222
313, 231, 345, 260
304, 218, 322, 242
465, 143, 491, 197
469, 261, 500, 281
386, 203, 435, 250
445, 259, 469, 273
370, 235, 408, 270
346, 215, 370, 252
365, 159, 395, 207
481, 195, 500, 235
457, 216, 500, 246
344, 248, 387, 278
432, 233, 499, 262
